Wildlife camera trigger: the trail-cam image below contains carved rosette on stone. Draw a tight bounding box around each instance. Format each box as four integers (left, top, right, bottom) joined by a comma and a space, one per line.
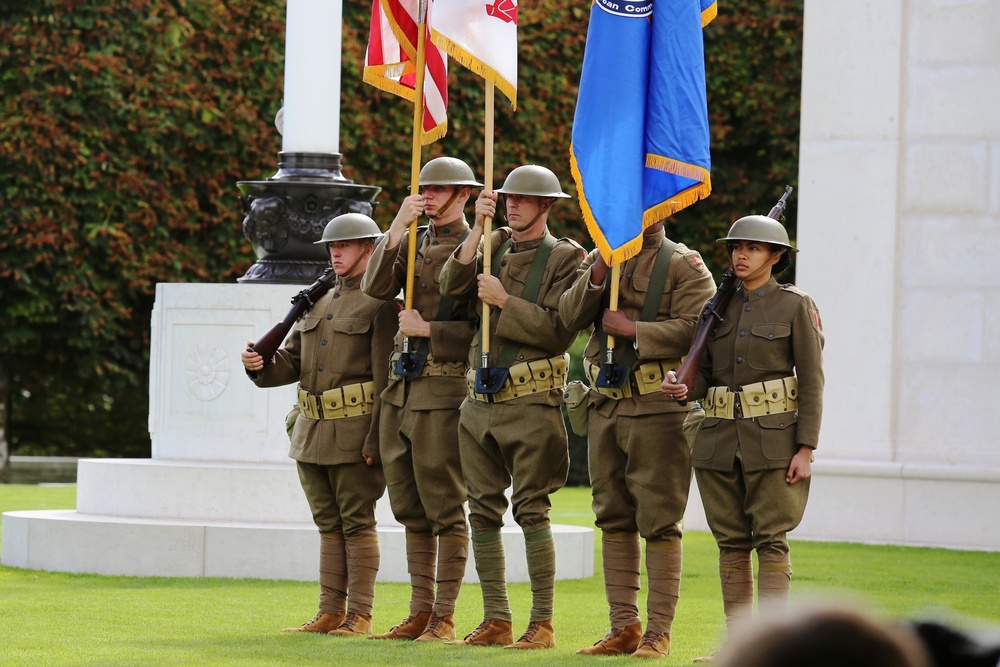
237, 152, 381, 284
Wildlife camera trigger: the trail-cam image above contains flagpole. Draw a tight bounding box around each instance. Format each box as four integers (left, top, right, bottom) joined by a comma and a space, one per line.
401, 0, 429, 361
606, 261, 620, 356
480, 83, 495, 370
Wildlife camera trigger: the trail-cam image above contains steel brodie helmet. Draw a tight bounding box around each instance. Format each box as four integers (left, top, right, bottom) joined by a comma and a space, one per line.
495, 164, 572, 199
717, 215, 798, 252
418, 157, 483, 187
314, 213, 382, 244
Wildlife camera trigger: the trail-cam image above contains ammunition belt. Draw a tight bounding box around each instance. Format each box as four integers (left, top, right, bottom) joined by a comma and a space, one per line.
584, 359, 682, 400
297, 382, 375, 420
704, 376, 798, 420
466, 354, 569, 403
387, 351, 467, 381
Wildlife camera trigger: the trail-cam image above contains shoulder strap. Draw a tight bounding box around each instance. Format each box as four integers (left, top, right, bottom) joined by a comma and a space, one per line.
598, 238, 676, 368
478, 234, 558, 368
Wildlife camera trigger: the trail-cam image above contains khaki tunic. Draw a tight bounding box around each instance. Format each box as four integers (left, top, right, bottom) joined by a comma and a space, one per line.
250, 277, 398, 533
690, 278, 825, 472
559, 231, 716, 538
361, 217, 475, 535
440, 228, 585, 529
689, 278, 824, 555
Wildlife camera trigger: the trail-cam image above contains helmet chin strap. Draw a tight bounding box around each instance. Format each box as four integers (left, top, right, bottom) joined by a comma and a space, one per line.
509, 197, 551, 236
338, 241, 374, 279
426, 187, 464, 221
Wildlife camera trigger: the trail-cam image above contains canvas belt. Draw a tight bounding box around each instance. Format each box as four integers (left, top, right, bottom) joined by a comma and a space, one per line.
704, 376, 798, 419
297, 382, 375, 420
387, 352, 466, 381
466, 354, 569, 403
584, 358, 683, 400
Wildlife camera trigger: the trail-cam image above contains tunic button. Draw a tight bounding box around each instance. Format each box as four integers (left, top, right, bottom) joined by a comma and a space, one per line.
626, 273, 633, 279
333, 293, 341, 299
739, 330, 746, 337
736, 357, 743, 363
421, 283, 427, 289
321, 340, 328, 346
756, 288, 765, 296
425, 258, 431, 264
326, 314, 333, 320
348, 326, 354, 332
318, 365, 324, 372
744, 305, 751, 312
432, 240, 439, 246
768, 333, 774, 339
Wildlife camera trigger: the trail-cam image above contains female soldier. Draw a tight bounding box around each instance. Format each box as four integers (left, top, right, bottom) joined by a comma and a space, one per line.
661, 214, 824, 662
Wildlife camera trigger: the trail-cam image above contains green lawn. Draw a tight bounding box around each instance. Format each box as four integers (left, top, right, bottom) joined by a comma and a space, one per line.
2, 483, 999, 666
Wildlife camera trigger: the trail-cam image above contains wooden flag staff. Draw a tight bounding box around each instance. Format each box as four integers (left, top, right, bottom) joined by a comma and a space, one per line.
474, 84, 512, 394
595, 262, 630, 388
395, 0, 428, 377
479, 85, 495, 365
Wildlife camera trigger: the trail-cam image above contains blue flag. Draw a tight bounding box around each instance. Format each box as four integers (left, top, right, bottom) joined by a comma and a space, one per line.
570, 0, 716, 265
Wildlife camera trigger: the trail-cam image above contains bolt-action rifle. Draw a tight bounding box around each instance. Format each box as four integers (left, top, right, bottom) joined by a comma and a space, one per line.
249, 267, 338, 365
672, 186, 793, 394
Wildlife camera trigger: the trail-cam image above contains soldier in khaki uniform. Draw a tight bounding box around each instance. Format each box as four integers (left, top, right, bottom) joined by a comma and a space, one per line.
360, 157, 480, 643
439, 164, 585, 650
241, 213, 398, 638
662, 214, 825, 663
560, 222, 716, 659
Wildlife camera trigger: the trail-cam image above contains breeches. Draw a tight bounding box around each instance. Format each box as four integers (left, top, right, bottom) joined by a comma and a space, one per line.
588, 409, 690, 540
379, 400, 468, 536
458, 399, 569, 532
694, 457, 809, 557
296, 460, 385, 536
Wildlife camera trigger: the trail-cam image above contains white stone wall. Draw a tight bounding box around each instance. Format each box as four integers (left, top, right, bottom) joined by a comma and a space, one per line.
788, 0, 1000, 547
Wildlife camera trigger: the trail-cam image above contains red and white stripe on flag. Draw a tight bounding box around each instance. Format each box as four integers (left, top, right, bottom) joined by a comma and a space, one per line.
364, 0, 448, 144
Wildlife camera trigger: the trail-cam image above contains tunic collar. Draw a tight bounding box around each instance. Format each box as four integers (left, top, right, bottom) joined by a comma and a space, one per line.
641, 228, 666, 249
510, 233, 548, 253
337, 276, 361, 292
739, 277, 779, 301
430, 217, 469, 237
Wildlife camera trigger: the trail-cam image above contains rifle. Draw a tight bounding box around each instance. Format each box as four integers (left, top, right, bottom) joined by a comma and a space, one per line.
249, 267, 338, 364
672, 185, 793, 395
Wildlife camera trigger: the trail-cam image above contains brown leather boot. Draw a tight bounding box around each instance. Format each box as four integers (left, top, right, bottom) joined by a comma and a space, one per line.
448, 619, 514, 646
415, 613, 456, 642
632, 630, 671, 658
368, 610, 431, 640
282, 611, 345, 633
327, 612, 373, 637
576, 622, 642, 655
505, 620, 555, 650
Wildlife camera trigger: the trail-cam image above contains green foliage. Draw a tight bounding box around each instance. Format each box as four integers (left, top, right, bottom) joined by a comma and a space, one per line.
1, 1, 803, 457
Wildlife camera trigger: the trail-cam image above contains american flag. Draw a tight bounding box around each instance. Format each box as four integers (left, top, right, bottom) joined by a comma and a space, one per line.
364, 0, 448, 144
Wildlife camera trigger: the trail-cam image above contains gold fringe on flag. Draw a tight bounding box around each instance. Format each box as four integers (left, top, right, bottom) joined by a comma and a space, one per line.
431, 34, 517, 109
702, 1, 718, 27
570, 147, 712, 266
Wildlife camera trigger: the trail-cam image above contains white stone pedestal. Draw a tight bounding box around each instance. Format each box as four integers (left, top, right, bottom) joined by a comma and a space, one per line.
2, 283, 594, 581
